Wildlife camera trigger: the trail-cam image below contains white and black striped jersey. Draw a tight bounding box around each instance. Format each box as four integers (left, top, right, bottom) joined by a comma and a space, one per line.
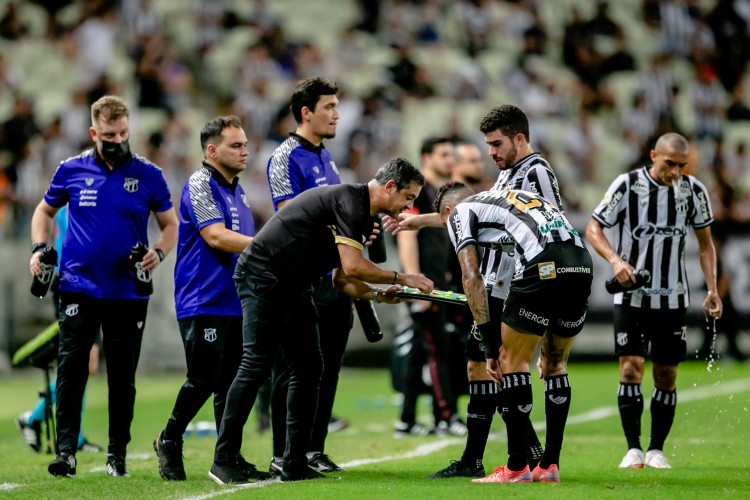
481, 153, 563, 299
591, 166, 713, 309
448, 189, 584, 279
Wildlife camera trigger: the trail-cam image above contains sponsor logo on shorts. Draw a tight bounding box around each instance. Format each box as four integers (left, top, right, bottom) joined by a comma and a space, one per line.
538, 261, 556, 280
204, 328, 217, 342
519, 307, 549, 326
616, 332, 628, 346
548, 395, 568, 405
556, 266, 591, 274
557, 312, 586, 329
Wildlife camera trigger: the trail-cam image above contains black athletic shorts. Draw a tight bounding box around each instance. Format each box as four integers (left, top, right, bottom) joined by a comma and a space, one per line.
503, 243, 593, 337
613, 305, 687, 365
465, 294, 504, 362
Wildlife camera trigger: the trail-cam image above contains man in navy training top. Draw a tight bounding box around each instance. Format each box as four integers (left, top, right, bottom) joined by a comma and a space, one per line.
209, 157, 434, 484
265, 77, 353, 475
153, 116, 270, 482
29, 95, 178, 478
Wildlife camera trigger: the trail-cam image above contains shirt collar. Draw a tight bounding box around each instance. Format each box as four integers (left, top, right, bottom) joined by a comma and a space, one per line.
202, 161, 239, 190
291, 132, 325, 153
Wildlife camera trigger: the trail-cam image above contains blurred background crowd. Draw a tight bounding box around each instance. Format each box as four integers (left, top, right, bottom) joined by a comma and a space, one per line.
1, 0, 750, 237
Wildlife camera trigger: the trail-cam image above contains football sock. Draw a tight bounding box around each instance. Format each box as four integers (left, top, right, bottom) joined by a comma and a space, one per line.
539, 374, 571, 468
648, 386, 676, 451
618, 382, 643, 450
461, 381, 497, 464
502, 372, 533, 471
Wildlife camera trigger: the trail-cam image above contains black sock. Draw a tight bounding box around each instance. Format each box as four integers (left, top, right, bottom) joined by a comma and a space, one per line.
500, 391, 543, 467
539, 374, 571, 468
648, 386, 676, 451
617, 382, 643, 450
502, 372, 532, 471
461, 381, 497, 465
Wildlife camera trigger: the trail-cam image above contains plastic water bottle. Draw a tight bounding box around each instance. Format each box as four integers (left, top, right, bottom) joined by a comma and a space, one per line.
130, 242, 153, 296
31, 247, 58, 298
605, 269, 651, 294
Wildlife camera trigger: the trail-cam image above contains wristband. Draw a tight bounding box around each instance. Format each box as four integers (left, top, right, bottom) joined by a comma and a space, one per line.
476, 322, 500, 360
392, 270, 399, 285
155, 248, 165, 262
31, 242, 47, 255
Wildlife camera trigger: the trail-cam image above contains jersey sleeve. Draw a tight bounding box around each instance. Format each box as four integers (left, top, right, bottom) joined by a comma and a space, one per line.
448, 205, 479, 253
149, 166, 174, 213
44, 161, 71, 208
591, 174, 629, 228
332, 188, 368, 251
268, 148, 302, 207
187, 171, 224, 229
689, 176, 714, 228
520, 165, 563, 211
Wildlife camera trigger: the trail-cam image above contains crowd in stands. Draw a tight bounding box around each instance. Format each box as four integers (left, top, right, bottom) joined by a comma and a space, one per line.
2, 0, 750, 238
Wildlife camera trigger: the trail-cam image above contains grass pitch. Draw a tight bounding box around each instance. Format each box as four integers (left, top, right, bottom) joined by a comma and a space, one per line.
1, 360, 748, 499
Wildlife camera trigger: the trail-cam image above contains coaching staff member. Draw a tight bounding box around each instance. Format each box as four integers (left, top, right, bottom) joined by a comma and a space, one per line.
29, 95, 178, 478
585, 132, 722, 469
153, 116, 269, 481
209, 157, 434, 485
435, 183, 592, 484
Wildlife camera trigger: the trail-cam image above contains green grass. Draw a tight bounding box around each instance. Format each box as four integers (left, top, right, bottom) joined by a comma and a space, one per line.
1, 361, 749, 499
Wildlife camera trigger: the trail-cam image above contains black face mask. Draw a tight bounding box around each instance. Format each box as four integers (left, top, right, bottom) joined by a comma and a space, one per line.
100, 139, 131, 163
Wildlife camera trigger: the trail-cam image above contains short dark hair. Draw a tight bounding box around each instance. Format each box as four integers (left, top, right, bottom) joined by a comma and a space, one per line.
290, 77, 339, 123
200, 115, 243, 150
374, 157, 425, 190
479, 104, 530, 142
420, 136, 453, 156
433, 180, 475, 213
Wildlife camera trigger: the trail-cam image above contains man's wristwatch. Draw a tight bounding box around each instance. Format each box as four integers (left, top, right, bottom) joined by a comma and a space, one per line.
31, 242, 47, 254
155, 248, 165, 262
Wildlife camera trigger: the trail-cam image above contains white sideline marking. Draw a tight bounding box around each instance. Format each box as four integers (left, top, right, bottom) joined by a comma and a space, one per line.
0, 483, 22, 491
172, 376, 750, 500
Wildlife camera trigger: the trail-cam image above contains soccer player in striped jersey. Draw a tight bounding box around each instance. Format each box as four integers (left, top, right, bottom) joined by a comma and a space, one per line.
585, 132, 723, 469
435, 182, 592, 483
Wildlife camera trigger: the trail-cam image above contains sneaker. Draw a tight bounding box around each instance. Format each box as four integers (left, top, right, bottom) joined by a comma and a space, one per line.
78, 438, 103, 453
618, 448, 645, 469
308, 452, 343, 473
209, 462, 249, 485
427, 459, 485, 479
237, 453, 272, 481
531, 463, 560, 482
471, 465, 532, 483
16, 412, 41, 453
328, 415, 350, 434
269, 457, 283, 477
444, 416, 468, 437
280, 463, 326, 482
154, 430, 186, 481
393, 421, 430, 438
645, 449, 672, 469
48, 452, 76, 477
106, 454, 130, 477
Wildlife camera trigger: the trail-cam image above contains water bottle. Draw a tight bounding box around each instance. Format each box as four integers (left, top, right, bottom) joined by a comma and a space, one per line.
30, 247, 58, 298
354, 299, 383, 343
130, 242, 153, 296
367, 215, 387, 264
605, 269, 651, 294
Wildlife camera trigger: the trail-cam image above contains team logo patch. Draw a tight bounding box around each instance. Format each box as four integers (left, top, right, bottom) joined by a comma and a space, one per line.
137, 321, 143, 329
548, 395, 568, 405
330, 160, 339, 175
65, 303, 79, 316
631, 181, 648, 196
123, 177, 139, 193
538, 261, 556, 280
241, 193, 249, 207
313, 166, 320, 175
518, 404, 533, 413
616, 332, 628, 346
85, 178, 94, 186
204, 328, 217, 343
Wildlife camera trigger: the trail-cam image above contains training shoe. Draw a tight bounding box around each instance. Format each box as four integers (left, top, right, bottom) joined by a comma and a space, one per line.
308, 452, 343, 473
106, 454, 130, 477
78, 438, 103, 453
393, 421, 430, 438
154, 430, 186, 481
645, 449, 672, 469
618, 448, 645, 469
269, 457, 283, 477
328, 415, 350, 434
237, 453, 272, 481
48, 452, 76, 477
531, 463, 560, 482
471, 465, 532, 483
280, 463, 326, 482
440, 416, 468, 437
209, 462, 249, 485
17, 412, 41, 453
427, 459, 485, 479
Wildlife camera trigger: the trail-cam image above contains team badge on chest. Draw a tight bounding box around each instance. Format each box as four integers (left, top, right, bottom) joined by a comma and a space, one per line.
123, 177, 139, 193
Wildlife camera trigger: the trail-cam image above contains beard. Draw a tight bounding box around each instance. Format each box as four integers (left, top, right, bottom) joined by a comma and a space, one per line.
500, 144, 519, 169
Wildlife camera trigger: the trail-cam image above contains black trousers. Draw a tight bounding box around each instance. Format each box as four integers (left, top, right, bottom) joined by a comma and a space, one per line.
163, 315, 242, 440
271, 278, 353, 456
56, 292, 147, 457
214, 268, 323, 471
